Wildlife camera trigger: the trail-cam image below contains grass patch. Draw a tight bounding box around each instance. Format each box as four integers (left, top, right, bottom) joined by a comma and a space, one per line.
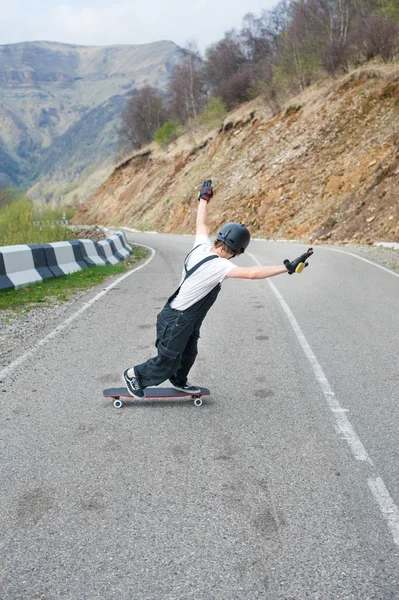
0, 245, 149, 311
0, 199, 77, 246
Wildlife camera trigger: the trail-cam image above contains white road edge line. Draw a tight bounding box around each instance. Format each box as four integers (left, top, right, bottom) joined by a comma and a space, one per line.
249, 238, 398, 278
248, 252, 372, 464
323, 247, 399, 278
368, 478, 399, 547
0, 243, 155, 381
249, 251, 399, 547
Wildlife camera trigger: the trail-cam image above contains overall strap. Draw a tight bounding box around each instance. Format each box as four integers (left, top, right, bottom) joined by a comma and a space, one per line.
167, 251, 219, 305
182, 254, 218, 285
183, 244, 201, 274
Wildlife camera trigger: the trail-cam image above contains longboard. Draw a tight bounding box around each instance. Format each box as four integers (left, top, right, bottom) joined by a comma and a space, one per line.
103, 386, 210, 409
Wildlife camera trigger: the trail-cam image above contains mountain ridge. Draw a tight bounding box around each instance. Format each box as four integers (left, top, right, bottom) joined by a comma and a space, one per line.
0, 40, 183, 201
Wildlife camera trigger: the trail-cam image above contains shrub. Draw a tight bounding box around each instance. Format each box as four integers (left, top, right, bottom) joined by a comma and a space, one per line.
198, 97, 227, 128
0, 199, 73, 246
362, 15, 399, 63
0, 187, 17, 210
154, 121, 181, 147
218, 69, 255, 108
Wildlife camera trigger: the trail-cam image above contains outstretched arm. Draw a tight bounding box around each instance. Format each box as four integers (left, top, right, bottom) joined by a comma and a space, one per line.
226, 248, 314, 279
226, 265, 288, 279
196, 180, 213, 236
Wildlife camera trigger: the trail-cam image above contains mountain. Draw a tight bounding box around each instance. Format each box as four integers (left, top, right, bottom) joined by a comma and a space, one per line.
0, 40, 183, 203
74, 63, 399, 244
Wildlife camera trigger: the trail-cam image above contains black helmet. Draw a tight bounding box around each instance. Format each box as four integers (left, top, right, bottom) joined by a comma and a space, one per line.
217, 222, 251, 254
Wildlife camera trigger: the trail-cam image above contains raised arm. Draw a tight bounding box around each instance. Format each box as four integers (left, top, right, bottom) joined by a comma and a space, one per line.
196, 180, 213, 236
196, 199, 208, 236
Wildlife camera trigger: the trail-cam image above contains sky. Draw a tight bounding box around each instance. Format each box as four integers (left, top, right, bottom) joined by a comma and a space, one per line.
0, 0, 278, 54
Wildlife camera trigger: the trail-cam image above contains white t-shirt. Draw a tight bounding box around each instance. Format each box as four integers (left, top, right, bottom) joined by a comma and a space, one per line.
169, 234, 236, 311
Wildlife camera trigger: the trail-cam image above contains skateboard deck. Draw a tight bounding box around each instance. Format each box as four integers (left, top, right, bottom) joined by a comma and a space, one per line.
103, 386, 210, 408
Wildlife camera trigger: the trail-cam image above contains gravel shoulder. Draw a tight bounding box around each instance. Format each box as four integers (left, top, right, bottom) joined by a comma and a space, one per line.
1, 242, 397, 372
0, 287, 99, 371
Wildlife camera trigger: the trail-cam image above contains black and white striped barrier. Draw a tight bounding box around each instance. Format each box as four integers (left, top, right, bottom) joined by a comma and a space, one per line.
115, 231, 132, 254
78, 239, 108, 266
0, 231, 132, 291
96, 233, 132, 265
0, 244, 52, 290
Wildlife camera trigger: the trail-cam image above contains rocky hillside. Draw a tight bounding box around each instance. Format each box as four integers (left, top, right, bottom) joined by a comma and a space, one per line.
0, 40, 182, 204
75, 63, 399, 244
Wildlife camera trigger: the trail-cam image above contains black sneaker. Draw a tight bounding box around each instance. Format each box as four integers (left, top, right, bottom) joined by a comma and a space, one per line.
123, 369, 145, 399
170, 379, 201, 394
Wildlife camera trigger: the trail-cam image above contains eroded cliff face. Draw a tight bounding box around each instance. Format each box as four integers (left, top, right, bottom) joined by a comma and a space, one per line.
75, 65, 399, 244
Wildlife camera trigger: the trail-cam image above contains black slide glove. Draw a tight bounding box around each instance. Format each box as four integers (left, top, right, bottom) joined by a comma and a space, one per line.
284, 248, 314, 274
198, 180, 213, 202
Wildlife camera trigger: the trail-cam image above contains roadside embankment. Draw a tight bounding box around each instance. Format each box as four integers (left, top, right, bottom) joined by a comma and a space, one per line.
74, 63, 399, 246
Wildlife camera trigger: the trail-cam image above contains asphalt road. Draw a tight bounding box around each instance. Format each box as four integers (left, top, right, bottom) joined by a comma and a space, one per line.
1, 231, 399, 599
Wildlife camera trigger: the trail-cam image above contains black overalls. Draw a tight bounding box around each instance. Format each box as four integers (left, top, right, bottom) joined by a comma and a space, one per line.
134, 246, 222, 388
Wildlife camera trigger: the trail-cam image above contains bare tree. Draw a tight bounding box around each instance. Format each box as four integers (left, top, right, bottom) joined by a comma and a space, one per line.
204, 32, 247, 88
261, 0, 292, 56
218, 68, 255, 107
361, 13, 399, 61
239, 12, 272, 62
168, 45, 207, 123
120, 86, 168, 148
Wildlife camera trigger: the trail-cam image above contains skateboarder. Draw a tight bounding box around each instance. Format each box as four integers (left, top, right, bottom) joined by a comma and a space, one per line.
124, 180, 313, 398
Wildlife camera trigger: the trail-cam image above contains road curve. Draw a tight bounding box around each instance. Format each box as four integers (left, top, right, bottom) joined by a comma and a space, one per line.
1, 232, 398, 599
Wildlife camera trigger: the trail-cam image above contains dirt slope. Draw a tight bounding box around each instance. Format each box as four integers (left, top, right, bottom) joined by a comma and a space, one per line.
75, 63, 399, 244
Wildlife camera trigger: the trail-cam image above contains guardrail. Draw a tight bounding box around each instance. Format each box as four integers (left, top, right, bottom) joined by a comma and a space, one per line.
0, 231, 132, 291
32, 220, 69, 226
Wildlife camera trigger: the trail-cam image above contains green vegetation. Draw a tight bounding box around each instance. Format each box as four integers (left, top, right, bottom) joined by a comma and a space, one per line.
0, 245, 149, 311
34, 206, 76, 221
154, 121, 181, 146
120, 0, 399, 153
0, 187, 17, 210
0, 194, 76, 246
198, 97, 227, 129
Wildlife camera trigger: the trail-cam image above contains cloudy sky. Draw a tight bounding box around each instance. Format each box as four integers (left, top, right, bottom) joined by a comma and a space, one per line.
1, 0, 278, 53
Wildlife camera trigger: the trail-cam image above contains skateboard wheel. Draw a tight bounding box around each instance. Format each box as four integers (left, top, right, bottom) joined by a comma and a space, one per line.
193, 397, 203, 407
113, 399, 123, 409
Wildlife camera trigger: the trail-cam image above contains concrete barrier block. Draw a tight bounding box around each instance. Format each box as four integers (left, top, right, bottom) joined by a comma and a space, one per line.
69, 240, 93, 268
46, 242, 83, 275
78, 239, 109, 266
41, 245, 65, 278
28, 244, 54, 280
115, 231, 132, 253
96, 240, 120, 265
0, 252, 14, 290
0, 245, 43, 290
109, 234, 130, 259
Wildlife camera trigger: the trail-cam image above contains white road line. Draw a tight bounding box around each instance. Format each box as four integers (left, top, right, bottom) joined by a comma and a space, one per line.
323, 247, 399, 278
248, 238, 398, 277
248, 252, 371, 462
0, 244, 155, 381
267, 276, 373, 464
368, 478, 399, 547
248, 251, 399, 547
